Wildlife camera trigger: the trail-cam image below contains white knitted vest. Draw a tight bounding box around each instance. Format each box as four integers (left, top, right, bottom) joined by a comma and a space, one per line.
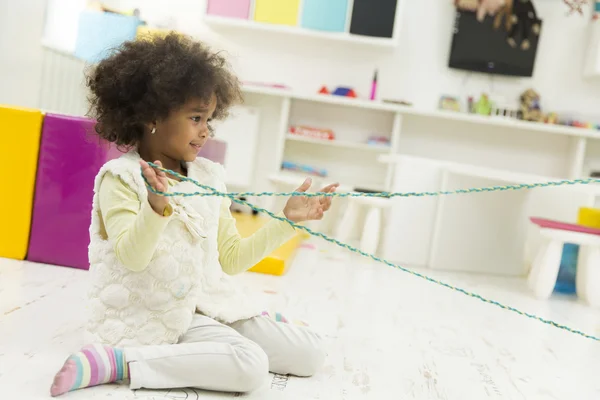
86, 152, 263, 347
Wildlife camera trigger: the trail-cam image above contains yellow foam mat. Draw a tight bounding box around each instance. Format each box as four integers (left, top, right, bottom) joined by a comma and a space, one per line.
0, 106, 43, 260
254, 0, 301, 26
233, 213, 304, 275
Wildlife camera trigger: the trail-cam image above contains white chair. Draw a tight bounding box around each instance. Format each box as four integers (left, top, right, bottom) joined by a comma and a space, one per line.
528, 227, 600, 307
334, 195, 392, 255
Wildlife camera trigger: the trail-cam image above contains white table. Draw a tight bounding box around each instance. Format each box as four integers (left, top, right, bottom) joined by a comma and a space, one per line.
379, 155, 600, 276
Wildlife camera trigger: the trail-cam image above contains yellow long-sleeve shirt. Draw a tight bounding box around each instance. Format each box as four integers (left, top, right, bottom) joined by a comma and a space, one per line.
98, 173, 296, 274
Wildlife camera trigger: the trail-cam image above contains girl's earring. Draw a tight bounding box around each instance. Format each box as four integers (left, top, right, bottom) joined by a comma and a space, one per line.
151, 127, 156, 135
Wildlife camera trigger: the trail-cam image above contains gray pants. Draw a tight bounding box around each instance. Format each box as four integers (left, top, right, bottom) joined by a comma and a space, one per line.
124, 314, 325, 393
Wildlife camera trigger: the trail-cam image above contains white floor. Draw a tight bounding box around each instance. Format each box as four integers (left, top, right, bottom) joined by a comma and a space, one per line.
1, 243, 600, 400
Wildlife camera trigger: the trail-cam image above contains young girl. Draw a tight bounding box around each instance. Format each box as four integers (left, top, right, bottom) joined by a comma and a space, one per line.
50, 33, 338, 397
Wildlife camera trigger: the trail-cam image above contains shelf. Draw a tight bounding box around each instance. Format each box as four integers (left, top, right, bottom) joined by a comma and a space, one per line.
269, 173, 373, 193
241, 84, 600, 140
380, 154, 600, 196
285, 134, 390, 152
400, 107, 600, 140
243, 84, 399, 113
204, 15, 397, 48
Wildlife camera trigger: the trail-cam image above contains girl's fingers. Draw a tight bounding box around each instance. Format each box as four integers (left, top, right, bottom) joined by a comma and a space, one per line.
140, 161, 164, 192
320, 183, 339, 193
320, 185, 337, 211
154, 160, 167, 178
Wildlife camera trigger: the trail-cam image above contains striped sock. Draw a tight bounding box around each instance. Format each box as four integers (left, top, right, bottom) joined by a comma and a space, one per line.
50, 344, 128, 397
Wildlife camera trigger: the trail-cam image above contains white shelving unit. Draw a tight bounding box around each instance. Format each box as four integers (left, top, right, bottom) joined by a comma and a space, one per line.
237, 84, 600, 274
285, 134, 390, 152
204, 0, 404, 49
204, 15, 398, 48
240, 84, 600, 193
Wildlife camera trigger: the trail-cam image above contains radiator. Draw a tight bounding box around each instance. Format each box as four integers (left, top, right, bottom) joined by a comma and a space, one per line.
40, 46, 88, 117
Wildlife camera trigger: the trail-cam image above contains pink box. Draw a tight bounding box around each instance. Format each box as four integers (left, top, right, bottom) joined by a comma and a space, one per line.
207, 0, 252, 19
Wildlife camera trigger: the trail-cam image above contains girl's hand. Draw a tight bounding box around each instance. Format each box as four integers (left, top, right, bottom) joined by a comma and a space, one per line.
283, 178, 339, 223
140, 160, 170, 215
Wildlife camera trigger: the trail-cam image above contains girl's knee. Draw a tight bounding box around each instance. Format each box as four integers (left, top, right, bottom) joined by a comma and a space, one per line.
233, 340, 269, 392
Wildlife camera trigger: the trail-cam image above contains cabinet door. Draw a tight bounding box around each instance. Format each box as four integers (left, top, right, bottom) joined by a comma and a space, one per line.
214, 106, 261, 188
254, 0, 301, 26
206, 0, 252, 19
349, 0, 397, 38
301, 0, 349, 32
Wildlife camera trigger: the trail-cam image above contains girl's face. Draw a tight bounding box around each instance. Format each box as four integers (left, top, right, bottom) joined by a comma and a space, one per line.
150, 94, 217, 164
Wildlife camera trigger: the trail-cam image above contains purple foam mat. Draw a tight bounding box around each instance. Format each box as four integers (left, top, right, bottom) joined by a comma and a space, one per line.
27, 114, 123, 270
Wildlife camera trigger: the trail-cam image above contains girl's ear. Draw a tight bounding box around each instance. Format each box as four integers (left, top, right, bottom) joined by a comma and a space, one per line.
145, 121, 157, 134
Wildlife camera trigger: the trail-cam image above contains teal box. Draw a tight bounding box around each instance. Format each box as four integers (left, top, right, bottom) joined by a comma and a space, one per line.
301, 0, 349, 32
74, 11, 141, 63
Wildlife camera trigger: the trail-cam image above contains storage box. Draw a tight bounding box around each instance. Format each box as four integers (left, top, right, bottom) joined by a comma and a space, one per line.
207, 0, 252, 19
254, 0, 300, 26
74, 10, 141, 63
350, 0, 397, 38
301, 0, 348, 32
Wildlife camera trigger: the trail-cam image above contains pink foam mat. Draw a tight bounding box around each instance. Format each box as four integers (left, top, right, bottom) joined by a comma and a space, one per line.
27, 114, 122, 269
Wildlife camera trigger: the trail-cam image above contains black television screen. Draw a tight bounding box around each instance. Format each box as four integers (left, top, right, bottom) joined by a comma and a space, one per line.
449, 11, 542, 77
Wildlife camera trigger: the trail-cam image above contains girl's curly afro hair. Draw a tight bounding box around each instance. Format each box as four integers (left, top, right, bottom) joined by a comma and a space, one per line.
87, 33, 242, 147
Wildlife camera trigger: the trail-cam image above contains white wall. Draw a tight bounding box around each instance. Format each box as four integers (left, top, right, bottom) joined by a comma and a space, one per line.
0, 0, 47, 108
4, 0, 600, 118
86, 1, 600, 117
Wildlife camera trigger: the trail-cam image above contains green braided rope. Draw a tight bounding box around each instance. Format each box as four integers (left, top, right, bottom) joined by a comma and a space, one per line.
144, 162, 600, 342
144, 163, 600, 199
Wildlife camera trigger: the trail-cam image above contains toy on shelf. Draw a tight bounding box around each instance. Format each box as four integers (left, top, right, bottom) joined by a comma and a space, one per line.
474, 93, 492, 115
490, 96, 519, 118
439, 95, 461, 112
545, 112, 558, 124
383, 99, 412, 106
490, 106, 518, 119
519, 88, 544, 122
370, 70, 378, 100
367, 135, 391, 147
281, 161, 327, 177
332, 87, 358, 98
317, 85, 358, 98
289, 125, 335, 140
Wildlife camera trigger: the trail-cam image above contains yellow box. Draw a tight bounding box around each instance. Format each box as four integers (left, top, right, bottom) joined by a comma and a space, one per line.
233, 213, 304, 275
578, 207, 600, 229
254, 0, 301, 26
0, 106, 43, 260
